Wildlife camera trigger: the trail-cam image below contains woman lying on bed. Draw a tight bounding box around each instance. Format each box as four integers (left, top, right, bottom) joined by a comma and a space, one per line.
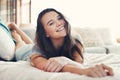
27, 8, 114, 78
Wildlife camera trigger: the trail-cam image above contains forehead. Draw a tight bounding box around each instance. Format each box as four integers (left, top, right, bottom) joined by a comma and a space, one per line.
41, 11, 59, 24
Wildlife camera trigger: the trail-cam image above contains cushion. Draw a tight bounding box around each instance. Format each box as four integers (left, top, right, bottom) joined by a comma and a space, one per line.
74, 28, 104, 47
0, 23, 15, 60
20, 27, 36, 41
104, 44, 120, 54
96, 28, 113, 45
84, 47, 106, 54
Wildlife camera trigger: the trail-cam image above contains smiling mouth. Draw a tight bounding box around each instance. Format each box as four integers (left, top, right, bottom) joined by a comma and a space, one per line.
56, 26, 64, 32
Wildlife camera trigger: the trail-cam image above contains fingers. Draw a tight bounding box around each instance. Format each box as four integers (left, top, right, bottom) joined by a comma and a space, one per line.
50, 63, 63, 72
86, 66, 105, 77
94, 65, 107, 77
43, 60, 63, 72
102, 64, 114, 76
54, 64, 63, 72
85, 64, 113, 78
94, 64, 113, 77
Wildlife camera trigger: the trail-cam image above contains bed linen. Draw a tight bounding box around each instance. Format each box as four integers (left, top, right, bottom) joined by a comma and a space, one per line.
0, 53, 120, 80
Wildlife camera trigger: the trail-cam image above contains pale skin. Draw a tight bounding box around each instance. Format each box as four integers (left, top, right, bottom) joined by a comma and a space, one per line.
31, 11, 113, 77
8, 22, 33, 51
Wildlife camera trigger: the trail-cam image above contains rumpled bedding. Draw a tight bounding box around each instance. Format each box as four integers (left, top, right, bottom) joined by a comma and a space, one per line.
0, 53, 120, 80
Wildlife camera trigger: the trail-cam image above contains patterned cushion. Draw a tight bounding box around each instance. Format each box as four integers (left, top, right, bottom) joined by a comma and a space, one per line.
96, 28, 113, 45
74, 28, 104, 47
0, 27, 15, 60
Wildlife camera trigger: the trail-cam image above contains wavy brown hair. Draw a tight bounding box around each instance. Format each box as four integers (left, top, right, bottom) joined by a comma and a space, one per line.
36, 8, 83, 60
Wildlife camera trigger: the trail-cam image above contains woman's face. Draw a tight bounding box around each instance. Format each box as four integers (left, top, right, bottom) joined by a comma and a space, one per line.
41, 11, 66, 39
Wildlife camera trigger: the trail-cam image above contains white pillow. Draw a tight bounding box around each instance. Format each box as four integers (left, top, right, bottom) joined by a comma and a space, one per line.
74, 28, 104, 47
0, 27, 15, 60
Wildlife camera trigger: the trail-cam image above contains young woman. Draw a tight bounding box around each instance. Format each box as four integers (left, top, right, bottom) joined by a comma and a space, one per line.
30, 8, 113, 77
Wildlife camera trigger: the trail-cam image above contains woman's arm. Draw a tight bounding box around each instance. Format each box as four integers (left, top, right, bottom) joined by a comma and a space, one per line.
31, 54, 48, 69
8, 22, 33, 44
31, 54, 82, 72
62, 64, 113, 77
31, 54, 113, 77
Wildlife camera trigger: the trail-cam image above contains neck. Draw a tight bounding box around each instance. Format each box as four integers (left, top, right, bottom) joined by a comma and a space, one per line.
51, 37, 65, 49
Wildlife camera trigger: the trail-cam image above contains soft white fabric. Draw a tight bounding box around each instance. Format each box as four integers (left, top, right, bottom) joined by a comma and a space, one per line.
21, 27, 36, 41
104, 44, 120, 54
0, 54, 120, 80
74, 28, 104, 47
96, 28, 113, 45
84, 47, 106, 53
0, 27, 15, 60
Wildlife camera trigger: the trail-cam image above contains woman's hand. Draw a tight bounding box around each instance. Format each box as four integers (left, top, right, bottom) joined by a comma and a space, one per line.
83, 64, 113, 77
42, 57, 65, 72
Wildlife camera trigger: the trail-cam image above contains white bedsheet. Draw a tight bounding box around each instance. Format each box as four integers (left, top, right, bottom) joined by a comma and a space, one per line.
0, 53, 120, 80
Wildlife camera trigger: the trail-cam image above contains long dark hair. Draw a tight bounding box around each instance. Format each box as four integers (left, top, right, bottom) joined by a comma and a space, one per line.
36, 8, 83, 60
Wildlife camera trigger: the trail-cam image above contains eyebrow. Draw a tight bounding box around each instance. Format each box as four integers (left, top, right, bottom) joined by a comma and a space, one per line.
46, 14, 60, 25
57, 14, 61, 18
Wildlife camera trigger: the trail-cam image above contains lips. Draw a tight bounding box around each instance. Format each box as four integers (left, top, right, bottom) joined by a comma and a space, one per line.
56, 26, 64, 32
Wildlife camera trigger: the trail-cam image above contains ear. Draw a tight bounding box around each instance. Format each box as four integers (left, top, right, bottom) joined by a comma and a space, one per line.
46, 34, 49, 37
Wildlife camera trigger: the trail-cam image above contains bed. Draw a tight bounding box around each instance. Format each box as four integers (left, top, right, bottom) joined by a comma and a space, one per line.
0, 20, 120, 80
0, 53, 120, 80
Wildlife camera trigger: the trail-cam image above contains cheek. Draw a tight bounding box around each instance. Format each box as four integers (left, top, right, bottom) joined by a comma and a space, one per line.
45, 27, 55, 36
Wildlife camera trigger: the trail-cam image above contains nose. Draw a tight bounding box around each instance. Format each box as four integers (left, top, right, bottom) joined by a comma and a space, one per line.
56, 20, 61, 27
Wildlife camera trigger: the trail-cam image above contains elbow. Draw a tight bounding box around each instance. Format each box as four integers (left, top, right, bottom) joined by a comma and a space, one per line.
30, 54, 47, 71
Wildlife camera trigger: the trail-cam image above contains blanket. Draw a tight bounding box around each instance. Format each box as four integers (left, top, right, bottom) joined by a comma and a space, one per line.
0, 53, 120, 80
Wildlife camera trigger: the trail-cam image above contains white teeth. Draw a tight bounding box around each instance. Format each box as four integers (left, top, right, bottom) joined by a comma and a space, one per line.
57, 27, 64, 32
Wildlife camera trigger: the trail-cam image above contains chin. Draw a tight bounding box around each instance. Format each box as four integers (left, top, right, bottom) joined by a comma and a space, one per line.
59, 33, 67, 38
63, 33, 67, 37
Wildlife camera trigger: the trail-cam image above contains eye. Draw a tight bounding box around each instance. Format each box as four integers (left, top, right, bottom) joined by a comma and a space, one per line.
49, 22, 54, 26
